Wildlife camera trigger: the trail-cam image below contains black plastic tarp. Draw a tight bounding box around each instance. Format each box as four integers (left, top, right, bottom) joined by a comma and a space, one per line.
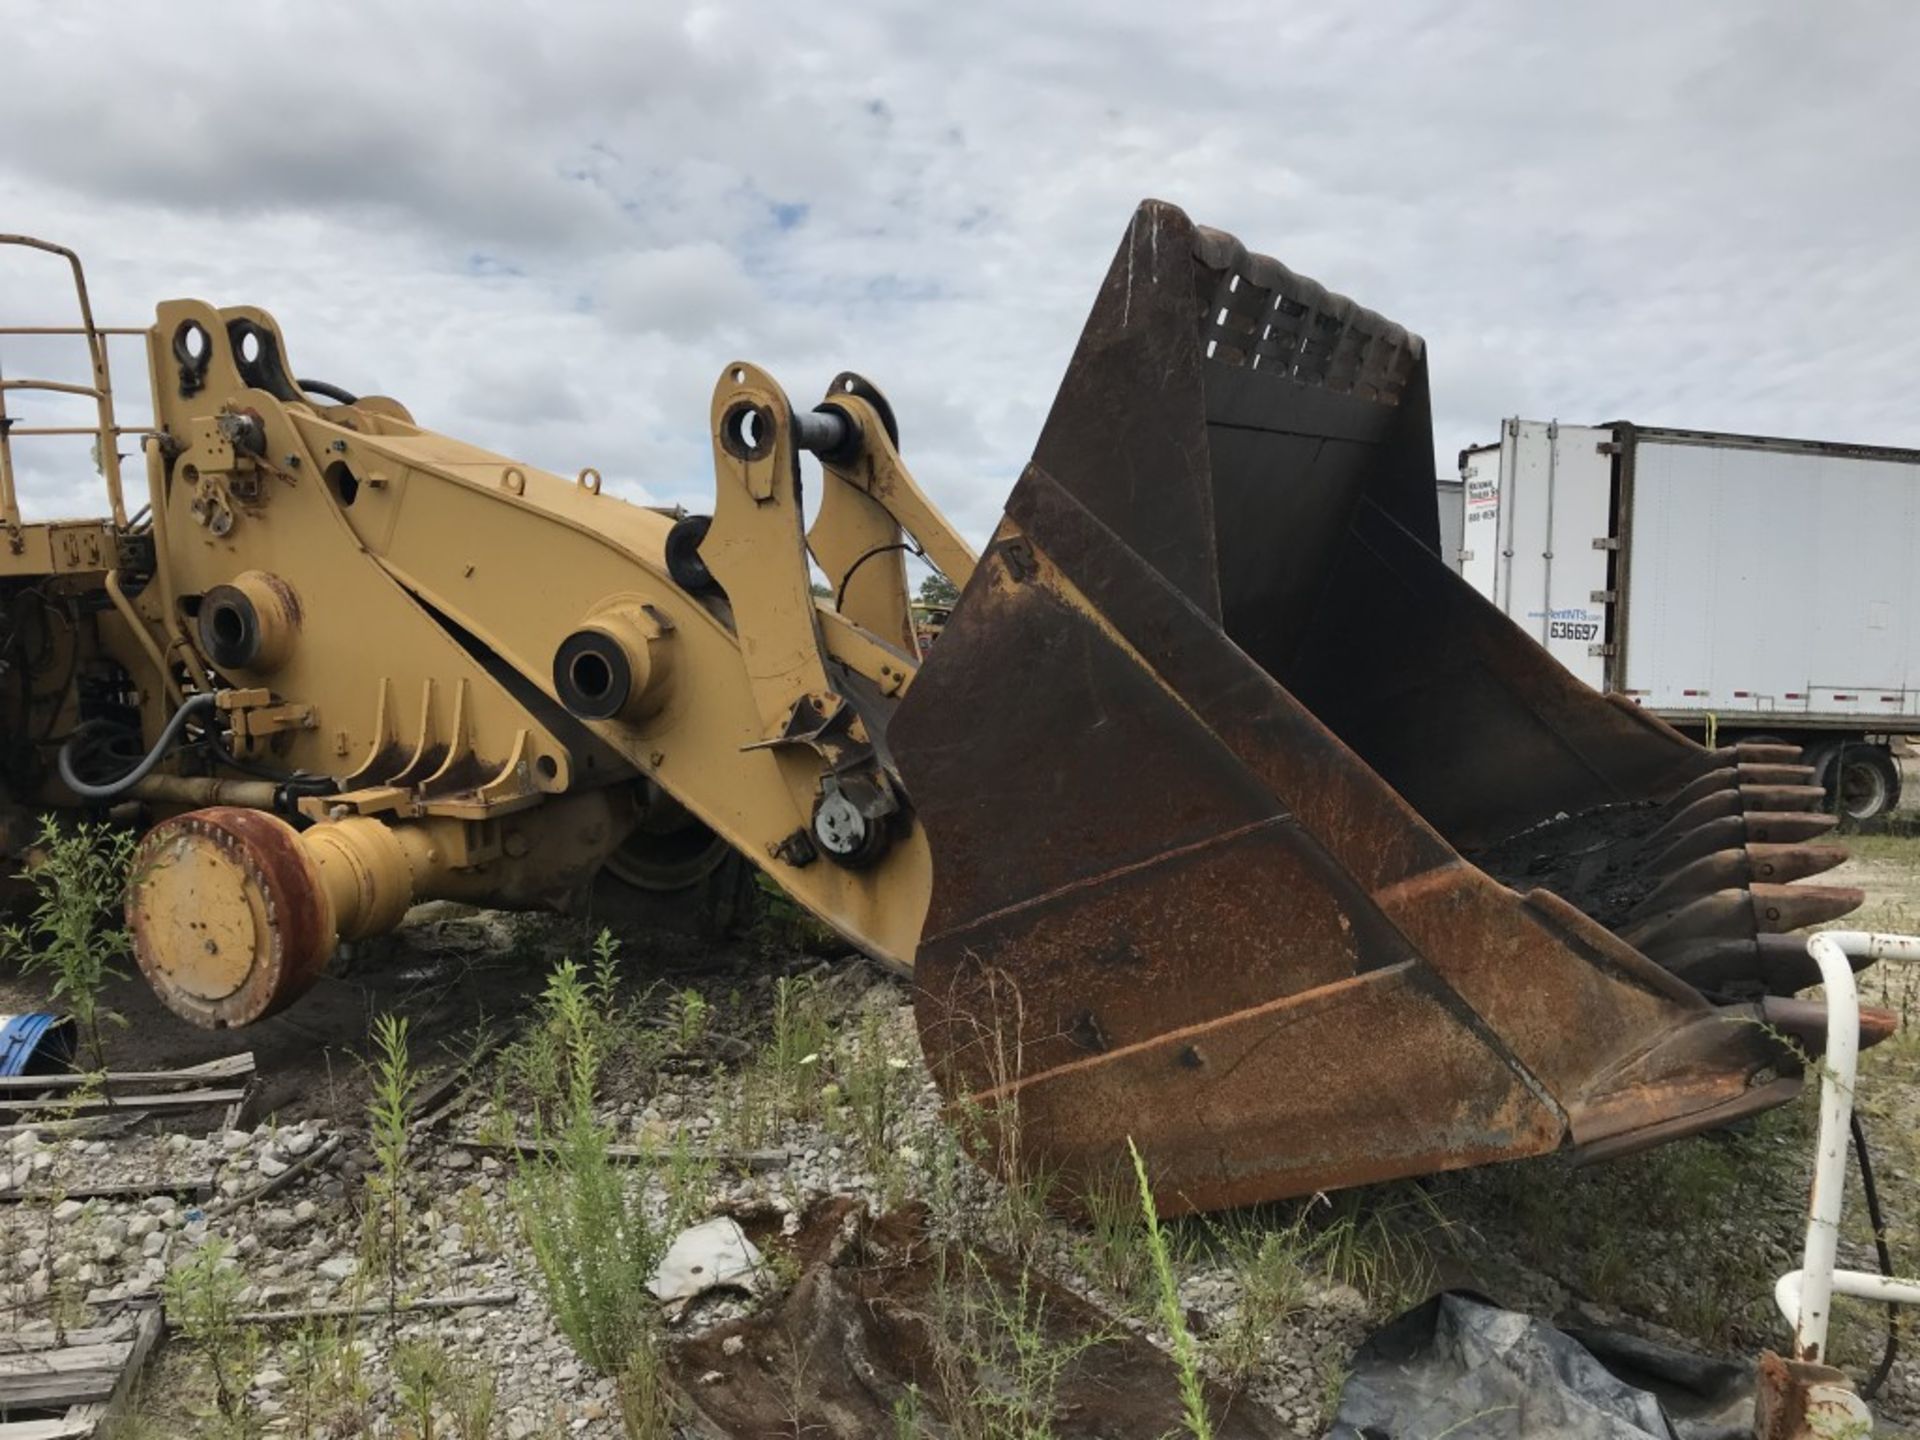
1329, 1292, 1753, 1440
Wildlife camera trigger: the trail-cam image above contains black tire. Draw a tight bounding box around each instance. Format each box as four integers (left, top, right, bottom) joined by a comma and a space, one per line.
588, 851, 757, 940
1809, 741, 1902, 823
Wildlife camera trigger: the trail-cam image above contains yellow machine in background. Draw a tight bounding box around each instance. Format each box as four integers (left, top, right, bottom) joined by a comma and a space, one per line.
0, 209, 1880, 1214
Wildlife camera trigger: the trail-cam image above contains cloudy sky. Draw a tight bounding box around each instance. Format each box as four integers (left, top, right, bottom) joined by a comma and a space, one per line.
2, 1, 1917, 542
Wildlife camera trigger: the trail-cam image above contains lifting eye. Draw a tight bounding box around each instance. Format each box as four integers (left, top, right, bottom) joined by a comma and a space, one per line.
173, 320, 211, 397
719, 400, 774, 462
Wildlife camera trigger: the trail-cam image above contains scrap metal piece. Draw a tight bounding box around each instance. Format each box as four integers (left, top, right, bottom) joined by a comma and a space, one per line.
648, 1217, 769, 1314
1754, 1351, 1872, 1440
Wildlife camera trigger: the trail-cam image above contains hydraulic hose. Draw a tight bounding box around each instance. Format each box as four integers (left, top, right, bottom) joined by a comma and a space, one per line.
296, 378, 359, 405
57, 692, 217, 801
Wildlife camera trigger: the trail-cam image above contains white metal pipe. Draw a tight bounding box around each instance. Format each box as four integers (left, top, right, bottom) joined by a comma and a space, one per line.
1781, 930, 1920, 1361
1780, 1268, 1920, 1321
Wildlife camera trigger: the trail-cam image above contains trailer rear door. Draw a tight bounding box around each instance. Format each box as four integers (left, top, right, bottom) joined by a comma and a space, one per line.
1473, 420, 1613, 689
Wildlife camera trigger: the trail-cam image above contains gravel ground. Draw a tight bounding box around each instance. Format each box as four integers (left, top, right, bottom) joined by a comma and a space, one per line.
2, 831, 1919, 1438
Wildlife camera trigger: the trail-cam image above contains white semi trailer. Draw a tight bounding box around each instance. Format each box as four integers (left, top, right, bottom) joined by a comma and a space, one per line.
1448, 419, 1920, 821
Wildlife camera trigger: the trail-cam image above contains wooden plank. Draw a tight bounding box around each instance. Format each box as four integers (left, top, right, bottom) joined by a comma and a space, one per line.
0, 1087, 246, 1117
0, 1367, 121, 1409
220, 1075, 262, 1132
407, 1029, 508, 1135
462, 1137, 787, 1172
0, 1310, 160, 1435
0, 1054, 253, 1094
0, 1114, 148, 1141
0, 1175, 215, 1205
78, 1307, 162, 1432
236, 1289, 517, 1325
0, 1322, 135, 1356
0, 1417, 98, 1439
0, 1343, 132, 1379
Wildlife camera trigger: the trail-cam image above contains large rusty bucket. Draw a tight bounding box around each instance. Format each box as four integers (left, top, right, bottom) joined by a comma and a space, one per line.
890, 201, 1878, 1215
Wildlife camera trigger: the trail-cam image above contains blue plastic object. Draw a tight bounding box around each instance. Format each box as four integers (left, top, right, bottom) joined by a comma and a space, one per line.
0, 1013, 77, 1077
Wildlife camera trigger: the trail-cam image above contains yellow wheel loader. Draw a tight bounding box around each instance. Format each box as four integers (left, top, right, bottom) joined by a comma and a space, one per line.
0, 206, 1884, 1215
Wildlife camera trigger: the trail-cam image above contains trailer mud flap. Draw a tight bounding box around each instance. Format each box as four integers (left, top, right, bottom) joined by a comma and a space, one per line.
889, 201, 1874, 1214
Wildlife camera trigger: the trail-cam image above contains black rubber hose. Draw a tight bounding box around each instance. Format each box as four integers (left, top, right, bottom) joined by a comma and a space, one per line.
834, 540, 926, 611
1851, 1110, 1899, 1400
56, 692, 217, 800
296, 378, 359, 405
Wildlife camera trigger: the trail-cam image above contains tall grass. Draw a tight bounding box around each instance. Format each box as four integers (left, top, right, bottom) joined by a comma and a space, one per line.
1129, 1139, 1213, 1440
512, 952, 685, 1390
928, 1255, 1111, 1440
363, 1012, 414, 1320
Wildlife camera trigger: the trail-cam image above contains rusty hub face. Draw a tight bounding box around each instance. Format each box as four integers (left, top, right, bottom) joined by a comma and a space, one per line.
128, 807, 334, 1029
889, 201, 1881, 1215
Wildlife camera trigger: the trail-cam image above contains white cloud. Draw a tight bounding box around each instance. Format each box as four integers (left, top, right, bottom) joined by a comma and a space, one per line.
2, 0, 1917, 543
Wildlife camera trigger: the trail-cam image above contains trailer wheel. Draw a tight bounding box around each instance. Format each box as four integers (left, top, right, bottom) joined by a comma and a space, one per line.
1809, 742, 1902, 823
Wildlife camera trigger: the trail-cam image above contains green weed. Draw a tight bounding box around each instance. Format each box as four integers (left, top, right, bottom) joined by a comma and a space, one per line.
829, 1006, 917, 1189
284, 1319, 371, 1439
1130, 1139, 1213, 1440
393, 1337, 451, 1440
615, 1333, 680, 1439
0, 815, 137, 1071
363, 1011, 415, 1319
930, 1255, 1112, 1440
1070, 1169, 1150, 1307
163, 1237, 263, 1434
1208, 1210, 1312, 1377
512, 953, 685, 1377
670, 987, 711, 1051
769, 973, 832, 1116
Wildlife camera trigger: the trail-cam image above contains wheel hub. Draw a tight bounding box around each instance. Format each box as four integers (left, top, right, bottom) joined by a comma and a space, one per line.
128, 808, 336, 1028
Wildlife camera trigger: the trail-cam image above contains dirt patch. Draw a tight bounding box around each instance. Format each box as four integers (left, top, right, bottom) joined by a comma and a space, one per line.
0, 904, 747, 1129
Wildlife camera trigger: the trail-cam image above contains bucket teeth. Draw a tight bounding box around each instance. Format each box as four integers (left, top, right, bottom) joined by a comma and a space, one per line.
1691, 743, 1809, 769
1721, 742, 1809, 766
1627, 842, 1849, 921
1664, 764, 1817, 811
1761, 997, 1898, 1057
1571, 996, 1891, 1168
1749, 882, 1864, 932
1639, 811, 1839, 874
1645, 786, 1828, 847
1623, 883, 1864, 960
1661, 933, 1870, 997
